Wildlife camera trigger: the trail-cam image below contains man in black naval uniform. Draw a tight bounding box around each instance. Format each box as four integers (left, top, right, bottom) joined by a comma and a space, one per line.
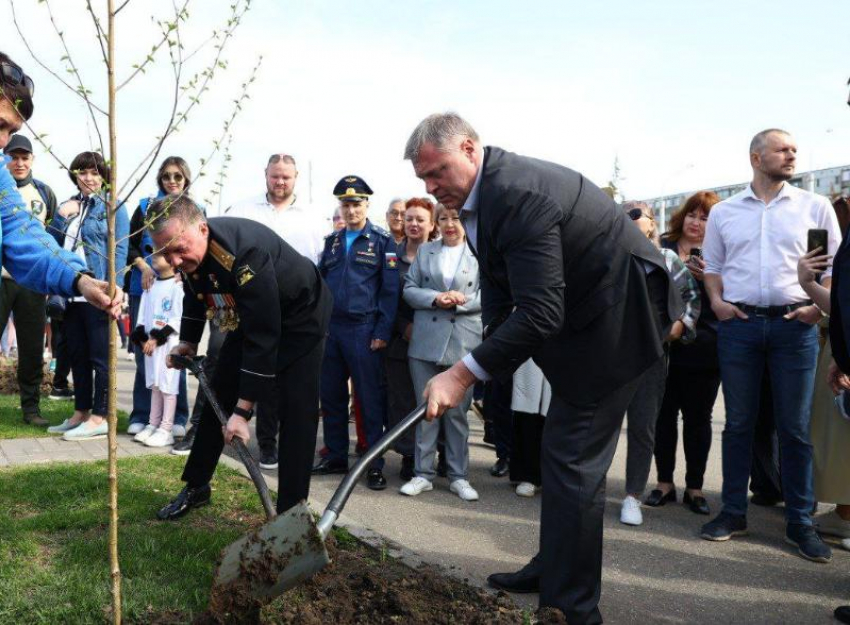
146, 194, 332, 519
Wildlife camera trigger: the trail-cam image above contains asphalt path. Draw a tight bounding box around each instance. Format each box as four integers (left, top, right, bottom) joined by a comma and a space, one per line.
115, 354, 848, 624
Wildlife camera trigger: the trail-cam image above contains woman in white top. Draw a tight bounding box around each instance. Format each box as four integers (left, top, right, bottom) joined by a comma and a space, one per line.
401, 204, 483, 501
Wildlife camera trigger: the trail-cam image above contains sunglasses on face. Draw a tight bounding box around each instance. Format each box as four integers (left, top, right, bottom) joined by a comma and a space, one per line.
0, 61, 34, 98
161, 172, 185, 184
268, 153, 295, 165
627, 208, 651, 221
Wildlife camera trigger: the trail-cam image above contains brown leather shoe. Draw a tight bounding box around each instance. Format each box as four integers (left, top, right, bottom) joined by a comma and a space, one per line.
23, 412, 50, 427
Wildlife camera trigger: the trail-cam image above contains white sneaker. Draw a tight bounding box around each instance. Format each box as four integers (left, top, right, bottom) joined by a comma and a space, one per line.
145, 428, 174, 447
172, 424, 187, 438
841, 538, 850, 552
124, 352, 135, 361
450, 479, 479, 502
815, 510, 850, 539
399, 476, 433, 496
620, 495, 643, 526
515, 482, 538, 497
134, 424, 157, 443
127, 422, 146, 435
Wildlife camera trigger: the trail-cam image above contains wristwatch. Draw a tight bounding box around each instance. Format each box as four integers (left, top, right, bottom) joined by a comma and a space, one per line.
72, 271, 95, 296
232, 405, 254, 420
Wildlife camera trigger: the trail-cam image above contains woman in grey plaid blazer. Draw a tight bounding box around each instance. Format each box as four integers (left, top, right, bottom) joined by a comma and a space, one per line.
401, 204, 482, 501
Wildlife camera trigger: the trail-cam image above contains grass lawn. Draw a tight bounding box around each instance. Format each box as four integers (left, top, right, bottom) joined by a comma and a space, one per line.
0, 455, 265, 624
0, 394, 129, 439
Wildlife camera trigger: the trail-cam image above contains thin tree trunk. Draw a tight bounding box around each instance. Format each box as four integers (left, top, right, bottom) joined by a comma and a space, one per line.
106, 1, 122, 623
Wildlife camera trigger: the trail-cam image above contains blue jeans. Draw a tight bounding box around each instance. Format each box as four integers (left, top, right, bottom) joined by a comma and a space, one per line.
717, 316, 818, 525
128, 294, 189, 426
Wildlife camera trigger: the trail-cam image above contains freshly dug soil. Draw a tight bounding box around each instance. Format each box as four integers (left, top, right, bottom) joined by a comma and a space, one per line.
195, 534, 530, 625
0, 358, 54, 396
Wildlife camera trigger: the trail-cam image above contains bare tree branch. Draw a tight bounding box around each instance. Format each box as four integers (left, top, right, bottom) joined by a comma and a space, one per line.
116, 0, 190, 92
114, 0, 132, 15
85, 0, 110, 68
8, 0, 108, 116
41, 0, 107, 155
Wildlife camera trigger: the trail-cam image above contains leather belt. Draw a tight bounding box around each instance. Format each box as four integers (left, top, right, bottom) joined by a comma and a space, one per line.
733, 301, 811, 318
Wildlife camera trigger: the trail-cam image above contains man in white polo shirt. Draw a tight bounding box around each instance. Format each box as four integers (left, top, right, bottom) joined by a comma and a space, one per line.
227, 153, 327, 468
227, 153, 326, 263
700, 128, 841, 563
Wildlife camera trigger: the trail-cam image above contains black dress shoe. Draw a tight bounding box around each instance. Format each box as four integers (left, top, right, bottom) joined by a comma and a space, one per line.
156, 484, 211, 521
487, 561, 541, 594
367, 468, 387, 491
311, 458, 348, 475
400, 455, 415, 481
750, 492, 782, 507
834, 605, 850, 624
683, 491, 710, 515
490, 457, 509, 478
644, 488, 677, 507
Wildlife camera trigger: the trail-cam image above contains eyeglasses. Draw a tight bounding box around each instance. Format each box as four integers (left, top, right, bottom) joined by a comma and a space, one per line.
268, 153, 295, 166
627, 208, 651, 221
0, 61, 34, 98
161, 172, 185, 184
387, 210, 405, 218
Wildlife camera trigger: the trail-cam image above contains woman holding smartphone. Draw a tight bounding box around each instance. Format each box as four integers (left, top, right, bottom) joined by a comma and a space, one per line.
647, 191, 720, 516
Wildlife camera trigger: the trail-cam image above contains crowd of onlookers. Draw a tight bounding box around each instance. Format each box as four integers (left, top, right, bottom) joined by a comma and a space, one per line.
5, 126, 850, 567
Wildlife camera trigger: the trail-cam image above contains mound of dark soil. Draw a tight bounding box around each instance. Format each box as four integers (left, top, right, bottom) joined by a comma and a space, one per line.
196, 536, 529, 625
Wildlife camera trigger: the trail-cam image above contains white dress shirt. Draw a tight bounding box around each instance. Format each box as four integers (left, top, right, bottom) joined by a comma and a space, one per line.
459, 161, 491, 380
703, 182, 841, 306
226, 193, 327, 264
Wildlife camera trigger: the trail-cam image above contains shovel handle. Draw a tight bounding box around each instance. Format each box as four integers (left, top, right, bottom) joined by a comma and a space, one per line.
172, 354, 277, 520
317, 403, 427, 538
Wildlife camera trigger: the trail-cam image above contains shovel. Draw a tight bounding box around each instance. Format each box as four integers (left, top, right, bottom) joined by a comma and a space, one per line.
170, 354, 276, 519
212, 401, 427, 600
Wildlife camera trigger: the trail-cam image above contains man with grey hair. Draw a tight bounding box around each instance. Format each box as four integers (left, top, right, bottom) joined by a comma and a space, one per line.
405, 112, 682, 624
700, 129, 840, 562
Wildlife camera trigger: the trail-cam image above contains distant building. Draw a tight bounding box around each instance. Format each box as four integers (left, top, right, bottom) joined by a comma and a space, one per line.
641, 164, 850, 229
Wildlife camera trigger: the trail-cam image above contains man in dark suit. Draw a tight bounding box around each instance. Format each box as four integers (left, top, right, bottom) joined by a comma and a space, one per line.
144, 195, 332, 519
404, 113, 682, 624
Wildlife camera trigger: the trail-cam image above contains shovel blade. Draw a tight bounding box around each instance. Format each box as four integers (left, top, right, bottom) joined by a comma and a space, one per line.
214, 501, 330, 599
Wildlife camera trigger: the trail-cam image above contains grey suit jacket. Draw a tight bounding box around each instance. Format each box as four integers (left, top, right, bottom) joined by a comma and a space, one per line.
403, 240, 483, 366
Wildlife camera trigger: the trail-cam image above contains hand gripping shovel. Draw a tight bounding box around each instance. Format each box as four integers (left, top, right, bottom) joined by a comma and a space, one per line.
212, 401, 427, 601
170, 354, 275, 519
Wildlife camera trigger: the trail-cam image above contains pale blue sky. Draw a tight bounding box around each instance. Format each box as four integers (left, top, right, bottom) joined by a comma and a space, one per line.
3, 0, 849, 218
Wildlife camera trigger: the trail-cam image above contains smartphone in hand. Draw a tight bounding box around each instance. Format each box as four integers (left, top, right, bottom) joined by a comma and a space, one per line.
807, 229, 828, 255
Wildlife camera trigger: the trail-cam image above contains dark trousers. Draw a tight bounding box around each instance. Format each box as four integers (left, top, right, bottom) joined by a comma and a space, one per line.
535, 374, 643, 624
189, 322, 226, 427
320, 322, 387, 469
484, 378, 513, 460
509, 411, 545, 486
128, 294, 188, 426
0, 278, 46, 414
750, 366, 783, 500
654, 366, 721, 490
50, 319, 71, 389
385, 354, 417, 458
182, 335, 324, 513
64, 302, 109, 415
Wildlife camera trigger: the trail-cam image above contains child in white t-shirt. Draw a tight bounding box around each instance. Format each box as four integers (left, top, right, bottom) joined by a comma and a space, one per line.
130, 253, 184, 447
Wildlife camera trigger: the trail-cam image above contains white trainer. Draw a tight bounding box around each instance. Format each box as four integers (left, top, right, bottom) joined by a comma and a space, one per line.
127, 422, 146, 435
841, 538, 850, 552
815, 510, 850, 539
171, 424, 187, 438
450, 479, 479, 502
145, 428, 175, 448
399, 476, 433, 496
134, 424, 157, 443
515, 482, 538, 497
620, 495, 643, 526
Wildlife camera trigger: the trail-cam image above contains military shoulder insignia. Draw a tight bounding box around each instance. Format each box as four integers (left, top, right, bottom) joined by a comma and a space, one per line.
385, 252, 398, 269
372, 225, 390, 238
208, 240, 235, 271
236, 264, 256, 286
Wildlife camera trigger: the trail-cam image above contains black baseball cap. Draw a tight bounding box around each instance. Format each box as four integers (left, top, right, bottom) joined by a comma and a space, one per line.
3, 135, 33, 155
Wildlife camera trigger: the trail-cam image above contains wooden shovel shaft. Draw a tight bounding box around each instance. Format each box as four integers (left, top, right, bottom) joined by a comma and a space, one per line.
174, 355, 277, 520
